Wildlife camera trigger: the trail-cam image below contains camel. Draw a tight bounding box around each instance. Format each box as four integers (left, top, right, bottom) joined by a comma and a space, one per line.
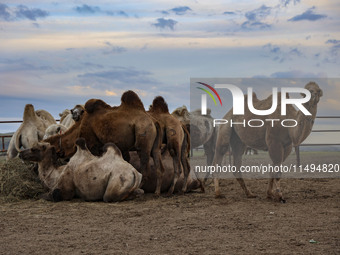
19, 138, 142, 202
43, 124, 68, 139
129, 150, 204, 193
45, 91, 165, 196
172, 106, 217, 165
71, 104, 85, 121
6, 104, 56, 160
59, 109, 75, 128
212, 82, 323, 202
148, 96, 190, 195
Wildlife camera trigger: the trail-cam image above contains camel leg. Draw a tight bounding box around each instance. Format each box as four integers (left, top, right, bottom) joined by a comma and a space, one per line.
270, 146, 292, 203
231, 136, 256, 198
211, 140, 229, 198
167, 150, 181, 196
267, 143, 291, 202
151, 148, 164, 197
211, 123, 232, 198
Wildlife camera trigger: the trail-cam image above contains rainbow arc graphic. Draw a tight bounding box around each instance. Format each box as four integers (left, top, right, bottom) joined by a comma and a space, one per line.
196, 82, 223, 106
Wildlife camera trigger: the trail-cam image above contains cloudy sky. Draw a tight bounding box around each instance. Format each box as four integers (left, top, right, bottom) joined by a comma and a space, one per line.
0, 0, 339, 134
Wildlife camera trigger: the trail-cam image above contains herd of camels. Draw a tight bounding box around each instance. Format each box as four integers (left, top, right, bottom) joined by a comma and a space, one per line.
8, 81, 323, 202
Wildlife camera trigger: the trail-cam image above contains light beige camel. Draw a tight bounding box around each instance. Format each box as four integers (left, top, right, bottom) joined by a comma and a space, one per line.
172, 106, 217, 165
43, 124, 68, 139
59, 109, 75, 128
7, 104, 56, 160
19, 138, 143, 202
212, 82, 323, 202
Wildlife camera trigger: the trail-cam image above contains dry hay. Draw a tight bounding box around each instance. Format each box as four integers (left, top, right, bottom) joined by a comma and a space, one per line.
0, 158, 45, 201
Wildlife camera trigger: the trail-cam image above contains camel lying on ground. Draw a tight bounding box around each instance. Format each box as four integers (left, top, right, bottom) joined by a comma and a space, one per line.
19, 138, 143, 202
172, 106, 217, 165
212, 82, 323, 202
148, 96, 191, 195
7, 104, 56, 160
45, 91, 165, 196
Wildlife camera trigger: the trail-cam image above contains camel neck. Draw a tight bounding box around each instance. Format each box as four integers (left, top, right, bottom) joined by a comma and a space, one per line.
290, 102, 318, 146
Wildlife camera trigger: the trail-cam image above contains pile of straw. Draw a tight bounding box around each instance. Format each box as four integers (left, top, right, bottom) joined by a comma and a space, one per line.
0, 158, 45, 201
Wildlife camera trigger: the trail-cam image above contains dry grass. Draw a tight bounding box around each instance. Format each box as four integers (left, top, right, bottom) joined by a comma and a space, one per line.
0, 158, 45, 202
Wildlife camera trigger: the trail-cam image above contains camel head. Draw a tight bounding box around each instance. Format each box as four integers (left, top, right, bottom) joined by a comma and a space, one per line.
304, 82, 323, 106
71, 105, 85, 121
19, 142, 57, 163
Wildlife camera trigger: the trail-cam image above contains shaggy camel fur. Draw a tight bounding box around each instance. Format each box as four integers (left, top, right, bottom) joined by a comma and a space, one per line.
212, 82, 323, 202
172, 106, 217, 165
7, 104, 56, 160
129, 150, 204, 193
43, 124, 68, 139
45, 91, 164, 196
59, 109, 75, 128
148, 96, 190, 195
19, 139, 143, 202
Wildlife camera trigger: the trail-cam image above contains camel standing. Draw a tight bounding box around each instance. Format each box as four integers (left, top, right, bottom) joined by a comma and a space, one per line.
172, 106, 217, 165
213, 82, 323, 202
148, 96, 190, 195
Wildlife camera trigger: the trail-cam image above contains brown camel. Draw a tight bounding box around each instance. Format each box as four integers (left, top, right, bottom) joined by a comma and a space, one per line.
129, 150, 204, 194
172, 106, 217, 165
45, 91, 164, 196
148, 96, 190, 195
212, 82, 323, 202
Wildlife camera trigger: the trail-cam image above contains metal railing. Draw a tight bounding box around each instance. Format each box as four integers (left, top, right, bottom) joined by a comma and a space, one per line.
1, 117, 340, 160
0, 119, 60, 153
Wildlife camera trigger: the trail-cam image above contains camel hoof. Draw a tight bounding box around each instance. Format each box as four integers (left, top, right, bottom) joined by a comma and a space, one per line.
215, 194, 225, 199
247, 193, 257, 198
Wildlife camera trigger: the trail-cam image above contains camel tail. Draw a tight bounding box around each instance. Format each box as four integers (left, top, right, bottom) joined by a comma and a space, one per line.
152, 121, 163, 153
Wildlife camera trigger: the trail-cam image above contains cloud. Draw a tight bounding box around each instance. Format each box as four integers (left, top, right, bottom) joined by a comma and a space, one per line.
74, 4, 128, 17
280, 0, 301, 7
270, 70, 327, 78
326, 39, 340, 44
102, 42, 127, 55
152, 18, 178, 30
75, 4, 100, 14
288, 7, 327, 22
262, 44, 305, 63
241, 5, 272, 30
169, 6, 192, 15
77, 66, 158, 86
0, 4, 49, 21
223, 11, 236, 15
0, 3, 11, 21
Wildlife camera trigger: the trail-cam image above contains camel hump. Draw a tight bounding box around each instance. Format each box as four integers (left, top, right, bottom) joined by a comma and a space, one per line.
23, 104, 36, 122
103, 142, 122, 158
150, 96, 169, 113
121, 90, 145, 110
75, 137, 87, 150
85, 99, 111, 114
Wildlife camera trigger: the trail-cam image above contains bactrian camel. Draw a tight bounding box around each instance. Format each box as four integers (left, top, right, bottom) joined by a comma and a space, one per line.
213, 82, 323, 202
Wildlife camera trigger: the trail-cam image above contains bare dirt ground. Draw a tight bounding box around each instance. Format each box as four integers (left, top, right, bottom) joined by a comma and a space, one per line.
0, 153, 339, 255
